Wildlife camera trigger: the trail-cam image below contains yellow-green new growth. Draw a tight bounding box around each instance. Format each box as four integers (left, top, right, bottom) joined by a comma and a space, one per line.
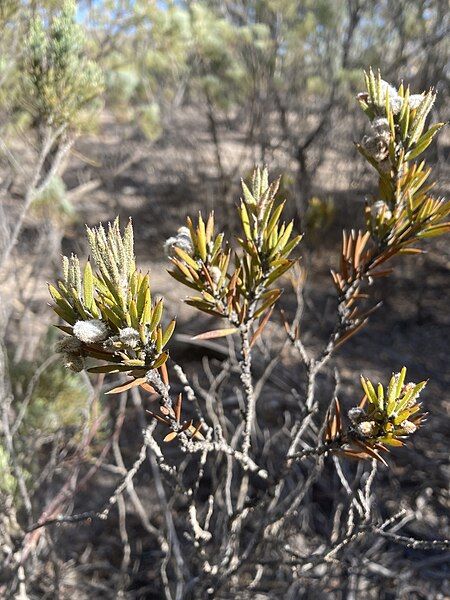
86, 218, 135, 295
356, 367, 426, 448
50, 219, 175, 375
168, 167, 301, 327
323, 367, 428, 466
357, 70, 449, 242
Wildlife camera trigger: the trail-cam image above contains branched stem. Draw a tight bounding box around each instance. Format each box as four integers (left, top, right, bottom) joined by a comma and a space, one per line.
239, 323, 256, 460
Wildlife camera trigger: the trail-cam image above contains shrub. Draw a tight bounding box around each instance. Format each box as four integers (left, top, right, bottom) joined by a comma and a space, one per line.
41, 71, 450, 598
22, 0, 104, 132
3, 70, 449, 599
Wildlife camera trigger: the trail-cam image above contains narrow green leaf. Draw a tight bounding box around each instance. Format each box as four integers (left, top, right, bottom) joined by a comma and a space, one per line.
162, 319, 176, 347
140, 288, 152, 325
377, 383, 384, 410
174, 246, 199, 270
395, 367, 407, 398
152, 352, 169, 369
197, 214, 207, 261
149, 299, 163, 332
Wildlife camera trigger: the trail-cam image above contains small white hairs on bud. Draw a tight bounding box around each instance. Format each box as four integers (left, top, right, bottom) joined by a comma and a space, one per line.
379, 80, 403, 114
371, 117, 390, 140
348, 407, 365, 423
209, 266, 222, 285
73, 319, 108, 343
400, 420, 417, 434
361, 134, 389, 162
356, 421, 377, 437
119, 327, 140, 348
370, 200, 392, 220
55, 336, 83, 354
164, 226, 193, 258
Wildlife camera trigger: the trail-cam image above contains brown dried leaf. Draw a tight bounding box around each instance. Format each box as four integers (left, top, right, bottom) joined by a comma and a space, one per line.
193, 328, 238, 340
105, 377, 147, 395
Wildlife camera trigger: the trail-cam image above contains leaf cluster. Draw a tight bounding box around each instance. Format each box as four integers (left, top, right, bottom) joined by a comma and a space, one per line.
358, 367, 426, 446
357, 69, 449, 241
323, 368, 426, 466
49, 219, 174, 375
331, 70, 449, 344
169, 167, 301, 329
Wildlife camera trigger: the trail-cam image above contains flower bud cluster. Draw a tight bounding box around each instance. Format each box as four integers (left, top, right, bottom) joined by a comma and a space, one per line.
355, 420, 378, 437
164, 227, 194, 258
370, 200, 392, 221
119, 327, 141, 349
55, 335, 85, 373
361, 117, 391, 163
73, 319, 109, 344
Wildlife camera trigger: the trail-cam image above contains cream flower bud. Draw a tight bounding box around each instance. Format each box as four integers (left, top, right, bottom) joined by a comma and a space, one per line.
379, 80, 403, 114
164, 226, 194, 258
177, 226, 191, 239
380, 79, 398, 100
389, 95, 403, 115
362, 135, 389, 162
73, 319, 108, 343
55, 336, 83, 354
370, 200, 392, 220
119, 327, 140, 348
359, 79, 403, 114
400, 420, 417, 434
356, 421, 377, 437
209, 266, 222, 285
371, 117, 390, 140
408, 94, 424, 110
348, 407, 365, 423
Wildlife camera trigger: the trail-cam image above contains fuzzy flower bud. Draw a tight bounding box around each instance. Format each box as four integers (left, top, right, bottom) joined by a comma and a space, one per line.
389, 96, 403, 114
209, 266, 222, 285
63, 353, 85, 372
402, 382, 416, 393
73, 319, 108, 344
379, 80, 403, 114
359, 79, 403, 115
55, 336, 83, 354
164, 226, 193, 258
361, 134, 389, 162
371, 117, 390, 140
400, 420, 417, 434
348, 407, 365, 424
356, 420, 377, 437
370, 200, 392, 220
119, 327, 140, 348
